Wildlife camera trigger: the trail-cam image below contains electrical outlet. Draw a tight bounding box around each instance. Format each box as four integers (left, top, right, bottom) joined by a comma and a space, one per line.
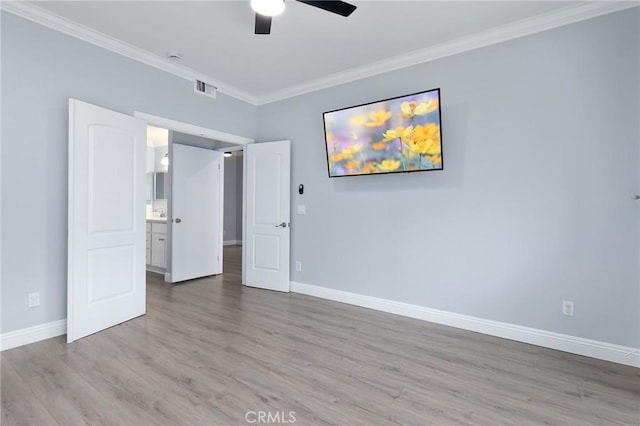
297, 205, 306, 215
28, 292, 40, 308
562, 300, 574, 316
295, 261, 302, 272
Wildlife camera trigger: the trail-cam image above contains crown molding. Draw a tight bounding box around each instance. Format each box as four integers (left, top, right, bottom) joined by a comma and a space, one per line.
2, 1, 637, 106
256, 1, 640, 105
0, 1, 260, 105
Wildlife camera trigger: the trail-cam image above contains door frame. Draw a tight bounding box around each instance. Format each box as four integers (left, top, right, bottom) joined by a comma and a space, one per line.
133, 112, 253, 282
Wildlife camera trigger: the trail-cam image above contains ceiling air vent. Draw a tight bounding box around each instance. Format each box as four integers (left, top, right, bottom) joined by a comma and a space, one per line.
195, 80, 217, 99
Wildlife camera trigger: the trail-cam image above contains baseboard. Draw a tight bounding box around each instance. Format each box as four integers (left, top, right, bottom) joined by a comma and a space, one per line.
290, 281, 639, 368
223, 240, 242, 246
146, 265, 166, 275
5, 287, 637, 367
1, 319, 67, 351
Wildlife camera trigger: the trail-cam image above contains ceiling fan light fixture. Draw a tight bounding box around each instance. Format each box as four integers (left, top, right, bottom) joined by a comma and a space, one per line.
251, 0, 285, 17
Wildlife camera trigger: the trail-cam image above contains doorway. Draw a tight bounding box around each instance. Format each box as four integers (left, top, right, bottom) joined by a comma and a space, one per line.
169, 131, 243, 282
222, 148, 244, 248
137, 113, 251, 285
68, 100, 292, 343
145, 126, 169, 274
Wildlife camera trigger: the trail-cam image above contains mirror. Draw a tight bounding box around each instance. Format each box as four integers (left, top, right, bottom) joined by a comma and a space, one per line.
154, 172, 168, 200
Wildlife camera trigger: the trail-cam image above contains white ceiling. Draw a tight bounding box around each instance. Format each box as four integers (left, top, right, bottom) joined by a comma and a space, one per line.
27, 1, 614, 103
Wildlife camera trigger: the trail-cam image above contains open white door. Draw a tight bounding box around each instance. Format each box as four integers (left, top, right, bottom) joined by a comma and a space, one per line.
67, 99, 146, 343
170, 143, 223, 282
245, 140, 291, 292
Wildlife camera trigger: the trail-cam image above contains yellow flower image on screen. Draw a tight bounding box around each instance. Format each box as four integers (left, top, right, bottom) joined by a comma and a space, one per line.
324, 88, 442, 177
383, 126, 413, 143
349, 114, 367, 126
399, 99, 439, 119
409, 124, 441, 155
344, 160, 358, 169
329, 153, 344, 162
378, 159, 401, 172
364, 110, 392, 128
371, 141, 387, 151
362, 162, 379, 174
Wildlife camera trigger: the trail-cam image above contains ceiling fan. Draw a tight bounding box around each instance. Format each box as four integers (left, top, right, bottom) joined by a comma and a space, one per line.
251, 0, 357, 35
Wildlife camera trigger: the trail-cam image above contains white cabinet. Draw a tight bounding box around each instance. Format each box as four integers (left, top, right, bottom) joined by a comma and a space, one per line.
146, 232, 151, 264
151, 233, 166, 268
146, 221, 167, 271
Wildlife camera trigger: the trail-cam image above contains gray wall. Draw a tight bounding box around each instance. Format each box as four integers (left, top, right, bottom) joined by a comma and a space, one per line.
223, 154, 243, 242
256, 9, 640, 347
1, 12, 257, 333
2, 8, 638, 349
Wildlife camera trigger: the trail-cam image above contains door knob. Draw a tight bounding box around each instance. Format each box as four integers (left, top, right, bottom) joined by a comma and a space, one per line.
175, 218, 182, 223
275, 222, 287, 228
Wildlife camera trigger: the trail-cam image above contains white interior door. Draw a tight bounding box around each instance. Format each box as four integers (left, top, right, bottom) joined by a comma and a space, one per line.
67, 99, 146, 343
170, 143, 223, 282
245, 140, 291, 292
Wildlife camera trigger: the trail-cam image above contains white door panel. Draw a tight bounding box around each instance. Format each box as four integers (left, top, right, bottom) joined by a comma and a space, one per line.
68, 99, 146, 343
170, 143, 223, 282
245, 141, 291, 292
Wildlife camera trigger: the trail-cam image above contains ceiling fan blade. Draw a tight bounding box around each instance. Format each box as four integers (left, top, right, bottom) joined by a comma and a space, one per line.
296, 0, 356, 17
255, 13, 272, 35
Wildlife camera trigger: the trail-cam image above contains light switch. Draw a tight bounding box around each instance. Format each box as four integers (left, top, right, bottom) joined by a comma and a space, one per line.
297, 205, 306, 215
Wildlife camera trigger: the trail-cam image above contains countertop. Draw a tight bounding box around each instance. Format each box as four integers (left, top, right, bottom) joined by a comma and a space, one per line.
146, 217, 167, 223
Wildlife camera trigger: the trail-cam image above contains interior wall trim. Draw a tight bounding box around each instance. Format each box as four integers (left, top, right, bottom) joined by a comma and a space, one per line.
0, 1, 259, 105
134, 112, 254, 145
3, 283, 639, 367
2, 2, 636, 106
290, 281, 640, 368
1, 320, 67, 351
258, 2, 638, 104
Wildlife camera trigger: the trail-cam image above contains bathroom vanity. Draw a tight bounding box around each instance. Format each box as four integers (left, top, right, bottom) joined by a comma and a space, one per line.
146, 218, 167, 272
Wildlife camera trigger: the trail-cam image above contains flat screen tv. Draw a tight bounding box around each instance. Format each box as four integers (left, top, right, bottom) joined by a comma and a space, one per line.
323, 88, 442, 178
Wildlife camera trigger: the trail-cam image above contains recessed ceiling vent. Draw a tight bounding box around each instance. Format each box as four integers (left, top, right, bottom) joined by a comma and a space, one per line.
195, 80, 217, 99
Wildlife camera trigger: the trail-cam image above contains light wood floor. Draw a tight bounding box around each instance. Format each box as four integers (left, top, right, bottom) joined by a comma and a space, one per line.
2, 246, 638, 425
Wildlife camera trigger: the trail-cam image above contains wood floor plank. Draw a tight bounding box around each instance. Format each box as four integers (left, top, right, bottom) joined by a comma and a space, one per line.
1, 245, 638, 425
0, 362, 59, 426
